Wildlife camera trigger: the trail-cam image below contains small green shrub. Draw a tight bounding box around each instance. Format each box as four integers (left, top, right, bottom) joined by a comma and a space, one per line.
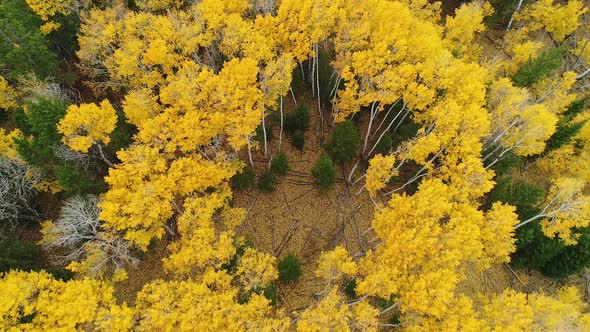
291, 131, 305, 151
312, 156, 337, 190
278, 254, 303, 283
270, 152, 289, 176
258, 171, 277, 192
231, 166, 255, 190
53, 165, 108, 197
0, 238, 40, 272
326, 120, 359, 163
285, 105, 310, 135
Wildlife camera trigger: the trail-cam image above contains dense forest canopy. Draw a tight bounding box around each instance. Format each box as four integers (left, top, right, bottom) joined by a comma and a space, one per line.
1, 0, 590, 330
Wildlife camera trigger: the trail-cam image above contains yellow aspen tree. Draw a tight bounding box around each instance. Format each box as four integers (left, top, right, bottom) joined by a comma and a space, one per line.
528, 286, 590, 330
516, 177, 590, 244
0, 76, 17, 110
136, 0, 183, 12
395, 0, 441, 22
135, 271, 289, 331
515, 0, 587, 42
57, 99, 118, 153
297, 288, 378, 332
315, 246, 358, 291
480, 202, 519, 267
484, 78, 559, 162
162, 183, 240, 275
403, 295, 486, 331
121, 88, 162, 129
364, 153, 397, 198
236, 247, 278, 291
275, 0, 343, 64
138, 59, 263, 154
0, 128, 24, 161
356, 179, 487, 318
99, 145, 176, 250
410, 286, 590, 330
443, 1, 493, 60
0, 270, 133, 331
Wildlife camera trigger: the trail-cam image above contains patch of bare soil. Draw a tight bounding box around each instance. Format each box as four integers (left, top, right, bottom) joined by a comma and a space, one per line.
234, 91, 374, 312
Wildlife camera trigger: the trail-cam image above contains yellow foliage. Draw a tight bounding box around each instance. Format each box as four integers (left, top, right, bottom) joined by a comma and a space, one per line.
57, 99, 118, 153
444, 1, 492, 60
135, 274, 289, 331
136, 0, 183, 11
516, 0, 587, 42
529, 286, 590, 330
122, 88, 162, 129
365, 153, 396, 198
315, 246, 357, 283
0, 270, 133, 331
481, 202, 519, 266
356, 179, 493, 318
0, 128, 24, 161
297, 288, 378, 332
237, 248, 278, 290
99, 145, 175, 250
539, 177, 590, 244
162, 184, 238, 275
25, 0, 72, 21
40, 21, 62, 34
486, 78, 559, 156
0, 76, 17, 110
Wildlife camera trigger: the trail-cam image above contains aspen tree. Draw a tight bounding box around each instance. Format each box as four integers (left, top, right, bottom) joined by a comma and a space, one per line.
57, 100, 118, 153
0, 270, 133, 330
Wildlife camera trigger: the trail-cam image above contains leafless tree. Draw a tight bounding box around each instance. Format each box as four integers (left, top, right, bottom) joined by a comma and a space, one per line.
0, 158, 42, 228
41, 195, 138, 277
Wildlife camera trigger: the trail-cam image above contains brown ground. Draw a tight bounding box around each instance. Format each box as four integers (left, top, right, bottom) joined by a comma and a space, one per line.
234, 91, 375, 312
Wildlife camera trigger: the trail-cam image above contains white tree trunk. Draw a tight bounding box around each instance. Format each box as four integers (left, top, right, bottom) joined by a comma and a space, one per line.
506, 0, 525, 32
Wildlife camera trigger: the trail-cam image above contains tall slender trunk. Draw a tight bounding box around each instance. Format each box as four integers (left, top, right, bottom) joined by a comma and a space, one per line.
290, 87, 297, 106
392, 108, 410, 133
247, 137, 254, 167
347, 160, 360, 183
262, 108, 268, 156
362, 102, 379, 154
506, 0, 525, 32
367, 103, 407, 156
316, 44, 324, 143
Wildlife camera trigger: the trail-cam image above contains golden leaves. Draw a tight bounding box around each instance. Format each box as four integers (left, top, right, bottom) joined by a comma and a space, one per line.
57, 100, 118, 153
